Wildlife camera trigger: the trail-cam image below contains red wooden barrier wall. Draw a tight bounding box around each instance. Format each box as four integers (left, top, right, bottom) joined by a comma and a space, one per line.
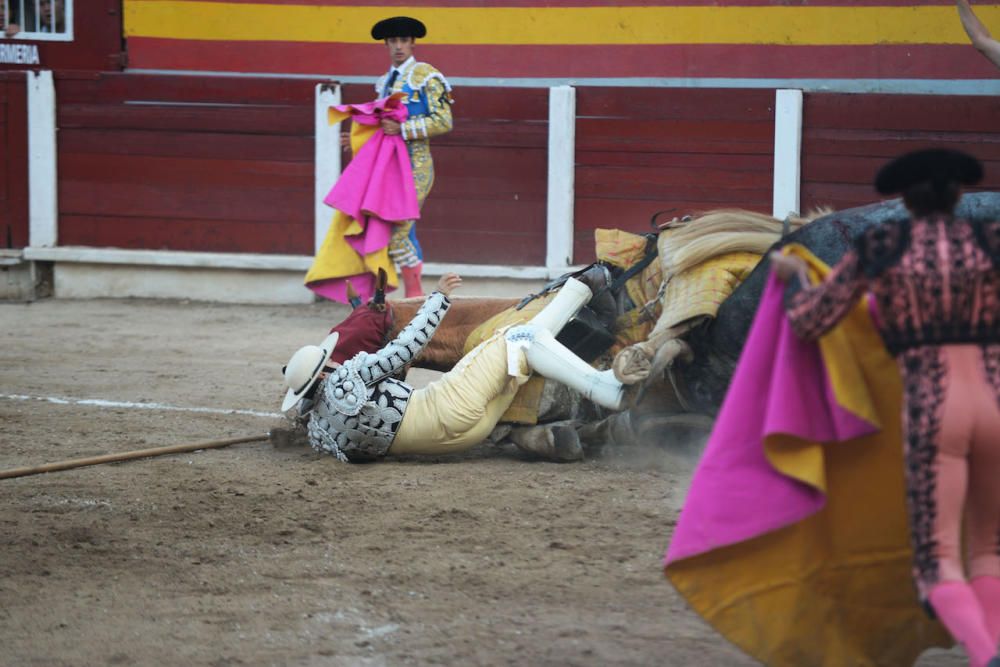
801, 93, 1000, 213
573, 88, 776, 264
55, 76, 549, 264
339, 84, 549, 266
28, 77, 1000, 265
1, 71, 29, 249
55, 72, 316, 254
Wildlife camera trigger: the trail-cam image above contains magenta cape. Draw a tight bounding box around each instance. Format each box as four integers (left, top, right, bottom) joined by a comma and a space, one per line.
309, 96, 420, 303
664, 274, 876, 564
322, 96, 420, 251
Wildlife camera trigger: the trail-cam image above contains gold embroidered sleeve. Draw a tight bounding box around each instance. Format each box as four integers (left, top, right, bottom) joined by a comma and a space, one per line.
402, 77, 453, 141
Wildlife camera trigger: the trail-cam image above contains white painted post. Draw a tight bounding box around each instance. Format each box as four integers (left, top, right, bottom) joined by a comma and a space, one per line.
27, 70, 58, 248
314, 82, 342, 256
772, 88, 803, 220
546, 85, 576, 274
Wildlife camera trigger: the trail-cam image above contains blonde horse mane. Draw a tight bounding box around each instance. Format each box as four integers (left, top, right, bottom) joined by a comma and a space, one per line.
659, 207, 832, 277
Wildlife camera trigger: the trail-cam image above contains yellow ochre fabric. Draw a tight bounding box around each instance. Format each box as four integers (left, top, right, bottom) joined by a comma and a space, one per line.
304, 113, 399, 290
657, 251, 760, 333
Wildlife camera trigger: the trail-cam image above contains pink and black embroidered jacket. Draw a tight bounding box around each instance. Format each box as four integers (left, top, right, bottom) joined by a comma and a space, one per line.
785, 215, 1000, 355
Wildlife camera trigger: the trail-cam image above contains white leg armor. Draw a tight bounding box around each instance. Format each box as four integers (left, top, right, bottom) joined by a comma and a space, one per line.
529, 277, 592, 334
503, 276, 624, 410
523, 328, 626, 411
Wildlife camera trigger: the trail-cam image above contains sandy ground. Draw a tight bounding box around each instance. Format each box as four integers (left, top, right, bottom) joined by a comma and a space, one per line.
0, 297, 964, 666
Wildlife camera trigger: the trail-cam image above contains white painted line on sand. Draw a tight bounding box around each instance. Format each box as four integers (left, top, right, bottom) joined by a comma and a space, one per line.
0, 394, 283, 419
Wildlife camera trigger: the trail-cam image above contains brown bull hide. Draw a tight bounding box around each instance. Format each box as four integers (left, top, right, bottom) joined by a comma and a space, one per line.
387, 296, 519, 372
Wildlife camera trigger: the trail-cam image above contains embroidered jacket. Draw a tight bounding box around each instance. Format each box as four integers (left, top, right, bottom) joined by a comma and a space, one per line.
785, 215, 1000, 353
375, 58, 453, 205
308, 291, 451, 461
375, 57, 454, 143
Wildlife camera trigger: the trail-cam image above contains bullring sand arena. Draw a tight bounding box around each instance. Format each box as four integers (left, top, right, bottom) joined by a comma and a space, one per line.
0, 296, 965, 665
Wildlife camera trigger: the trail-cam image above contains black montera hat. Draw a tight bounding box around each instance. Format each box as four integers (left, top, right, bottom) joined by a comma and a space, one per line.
371, 16, 426, 40
875, 149, 983, 195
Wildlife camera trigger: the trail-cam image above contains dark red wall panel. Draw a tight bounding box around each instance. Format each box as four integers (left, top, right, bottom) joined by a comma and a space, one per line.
340, 83, 549, 266
57, 216, 306, 254
55, 72, 316, 255
573, 87, 775, 264
58, 128, 313, 162
1, 71, 29, 249
54, 76, 548, 264
0, 78, 8, 224
56, 72, 316, 105
801, 93, 1000, 213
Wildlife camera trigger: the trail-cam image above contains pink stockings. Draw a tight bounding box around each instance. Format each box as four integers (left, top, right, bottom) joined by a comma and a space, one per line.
929, 583, 997, 667
972, 577, 1000, 646
902, 345, 1000, 666
399, 263, 424, 298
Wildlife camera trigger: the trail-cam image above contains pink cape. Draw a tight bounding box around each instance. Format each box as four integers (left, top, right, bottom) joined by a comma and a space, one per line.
664, 274, 877, 564
310, 96, 420, 303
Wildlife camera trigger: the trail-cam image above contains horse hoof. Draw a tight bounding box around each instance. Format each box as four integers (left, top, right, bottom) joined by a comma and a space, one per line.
509, 424, 584, 462
551, 425, 584, 461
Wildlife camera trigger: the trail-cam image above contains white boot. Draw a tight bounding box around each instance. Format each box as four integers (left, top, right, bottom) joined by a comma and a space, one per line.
529, 277, 592, 335
524, 327, 626, 411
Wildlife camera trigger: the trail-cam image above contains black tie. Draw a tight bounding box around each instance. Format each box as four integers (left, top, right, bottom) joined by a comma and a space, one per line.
382, 70, 399, 98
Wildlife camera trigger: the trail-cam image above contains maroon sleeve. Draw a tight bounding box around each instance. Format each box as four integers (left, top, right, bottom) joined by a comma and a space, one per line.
328, 305, 394, 364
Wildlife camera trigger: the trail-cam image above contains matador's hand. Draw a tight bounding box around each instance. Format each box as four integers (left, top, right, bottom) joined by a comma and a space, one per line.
769, 251, 810, 285
613, 345, 652, 384
380, 119, 402, 135
436, 273, 462, 297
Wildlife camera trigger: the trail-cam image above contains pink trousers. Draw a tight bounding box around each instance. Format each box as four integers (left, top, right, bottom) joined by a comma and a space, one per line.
901, 344, 1000, 666
905, 345, 1000, 589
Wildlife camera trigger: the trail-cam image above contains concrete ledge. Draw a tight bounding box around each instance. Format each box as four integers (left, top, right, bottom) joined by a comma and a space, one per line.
52, 262, 546, 303
0, 250, 52, 302
23, 247, 569, 280
29, 247, 554, 303
53, 263, 316, 304
25, 246, 315, 271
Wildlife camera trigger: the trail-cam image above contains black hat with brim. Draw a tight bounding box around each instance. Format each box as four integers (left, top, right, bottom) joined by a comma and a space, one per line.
371, 16, 426, 40
875, 148, 983, 195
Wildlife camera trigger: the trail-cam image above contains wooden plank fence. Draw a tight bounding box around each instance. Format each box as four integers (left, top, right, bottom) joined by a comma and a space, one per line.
1, 71, 29, 249
801, 93, 1000, 213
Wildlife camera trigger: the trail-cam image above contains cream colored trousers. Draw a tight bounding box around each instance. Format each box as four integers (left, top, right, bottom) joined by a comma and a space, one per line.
389, 332, 521, 455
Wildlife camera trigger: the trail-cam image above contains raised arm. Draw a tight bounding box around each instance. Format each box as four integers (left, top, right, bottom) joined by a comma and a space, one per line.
782, 250, 868, 341
957, 0, 1000, 69
349, 273, 461, 383
351, 290, 451, 384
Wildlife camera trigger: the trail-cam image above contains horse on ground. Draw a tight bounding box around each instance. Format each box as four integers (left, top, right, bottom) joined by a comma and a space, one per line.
388, 193, 1000, 460
388, 205, 819, 457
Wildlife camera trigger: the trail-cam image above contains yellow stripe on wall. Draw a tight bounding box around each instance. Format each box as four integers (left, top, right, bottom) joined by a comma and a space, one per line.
124, 1, 1000, 45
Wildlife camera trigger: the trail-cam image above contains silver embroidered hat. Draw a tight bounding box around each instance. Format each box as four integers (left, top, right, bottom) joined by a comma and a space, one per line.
281, 332, 339, 412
